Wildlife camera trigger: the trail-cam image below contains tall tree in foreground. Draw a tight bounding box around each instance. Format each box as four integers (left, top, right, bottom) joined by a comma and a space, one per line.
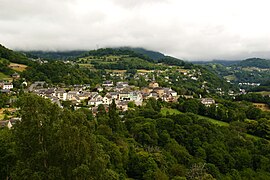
12, 94, 110, 180
109, 99, 120, 132
12, 94, 60, 179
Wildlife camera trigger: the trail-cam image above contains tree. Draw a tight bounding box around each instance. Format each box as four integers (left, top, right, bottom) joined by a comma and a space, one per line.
109, 99, 120, 132
186, 163, 215, 180
12, 94, 109, 179
182, 99, 200, 114
145, 98, 161, 112
255, 118, 270, 139
246, 106, 262, 120
128, 101, 135, 108
13, 94, 61, 179
0, 128, 16, 180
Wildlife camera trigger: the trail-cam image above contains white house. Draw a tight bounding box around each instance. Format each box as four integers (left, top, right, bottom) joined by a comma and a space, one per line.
88, 94, 103, 106
102, 81, 114, 87
108, 92, 119, 100
169, 90, 177, 97
119, 92, 131, 101
67, 91, 79, 100
116, 82, 129, 87
201, 98, 215, 106
103, 94, 112, 105
55, 90, 67, 100
117, 101, 129, 111
3, 83, 13, 90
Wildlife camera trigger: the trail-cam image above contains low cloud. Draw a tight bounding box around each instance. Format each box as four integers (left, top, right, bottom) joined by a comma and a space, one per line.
1, 0, 270, 60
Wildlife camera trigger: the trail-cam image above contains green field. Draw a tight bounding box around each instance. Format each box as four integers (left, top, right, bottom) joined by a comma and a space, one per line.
160, 108, 265, 141
161, 108, 182, 116
0, 72, 8, 78
197, 115, 230, 127
0, 114, 4, 120
255, 91, 270, 96
161, 108, 229, 126
78, 63, 94, 68
224, 75, 236, 81
0, 72, 10, 80
245, 134, 261, 141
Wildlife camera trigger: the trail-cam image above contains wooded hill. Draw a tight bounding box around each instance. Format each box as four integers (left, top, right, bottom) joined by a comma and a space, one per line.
236, 58, 270, 68
0, 44, 29, 65
1, 94, 270, 179
200, 58, 270, 91
0, 45, 234, 95
0, 44, 29, 79
1, 44, 270, 179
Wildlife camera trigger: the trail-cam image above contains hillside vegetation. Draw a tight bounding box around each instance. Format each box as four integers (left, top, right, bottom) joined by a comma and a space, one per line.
79, 48, 189, 69
237, 58, 270, 68
23, 50, 87, 60
0, 45, 30, 80
1, 44, 270, 179
201, 58, 270, 92
0, 44, 29, 65
1, 94, 270, 179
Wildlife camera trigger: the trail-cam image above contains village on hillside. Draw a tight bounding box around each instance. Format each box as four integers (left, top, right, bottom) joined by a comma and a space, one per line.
0, 59, 245, 128
0, 73, 219, 128
29, 80, 179, 114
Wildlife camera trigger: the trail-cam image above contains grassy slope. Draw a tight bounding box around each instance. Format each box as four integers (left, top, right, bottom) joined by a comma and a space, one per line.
9, 63, 27, 72
161, 108, 263, 141
0, 58, 26, 80
161, 108, 229, 126
0, 58, 9, 79
0, 72, 9, 79
161, 107, 182, 116
78, 55, 158, 70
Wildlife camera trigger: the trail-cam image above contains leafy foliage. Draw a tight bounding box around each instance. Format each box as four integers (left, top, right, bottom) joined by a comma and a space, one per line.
117, 47, 165, 60
0, 58, 13, 75
237, 58, 270, 68
21, 61, 102, 85
24, 50, 88, 60
1, 94, 270, 179
0, 44, 29, 65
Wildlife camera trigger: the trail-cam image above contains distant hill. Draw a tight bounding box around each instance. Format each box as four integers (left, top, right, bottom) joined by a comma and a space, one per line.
236, 58, 270, 68
23, 50, 88, 60
22, 47, 188, 67
0, 44, 29, 65
81, 48, 190, 68
116, 47, 165, 60
117, 47, 189, 66
193, 60, 240, 66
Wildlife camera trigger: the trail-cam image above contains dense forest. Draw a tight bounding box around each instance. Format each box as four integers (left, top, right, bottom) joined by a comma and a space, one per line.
117, 47, 166, 60
0, 44, 30, 65
1, 94, 270, 179
81, 48, 189, 67
0, 58, 14, 75
236, 58, 270, 69
23, 50, 88, 61
21, 61, 103, 85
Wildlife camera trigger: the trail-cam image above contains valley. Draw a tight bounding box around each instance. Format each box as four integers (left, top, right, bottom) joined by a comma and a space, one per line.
1, 44, 270, 179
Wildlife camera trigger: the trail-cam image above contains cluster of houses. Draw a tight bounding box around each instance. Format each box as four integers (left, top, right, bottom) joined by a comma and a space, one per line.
30, 80, 179, 114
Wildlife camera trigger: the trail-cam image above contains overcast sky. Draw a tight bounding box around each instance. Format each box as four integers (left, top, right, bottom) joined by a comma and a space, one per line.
1, 0, 270, 60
